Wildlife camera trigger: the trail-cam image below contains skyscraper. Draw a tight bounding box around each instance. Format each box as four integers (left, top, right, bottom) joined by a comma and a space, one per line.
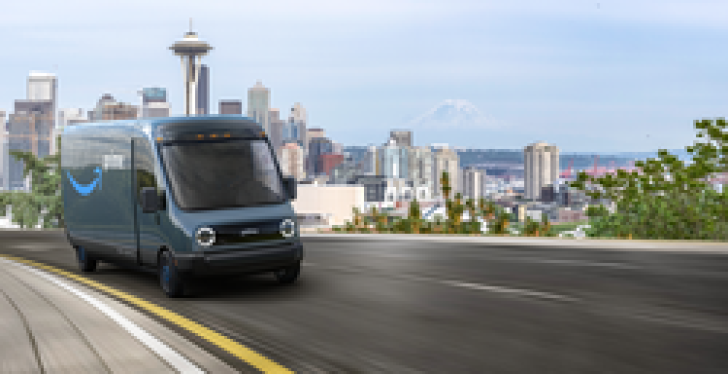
288, 103, 307, 149
219, 100, 242, 115
432, 146, 460, 200
278, 142, 305, 181
524, 141, 559, 200
389, 130, 412, 147
247, 81, 270, 133
27, 72, 57, 103
7, 100, 54, 190
308, 137, 334, 176
196, 65, 209, 115
268, 109, 285, 149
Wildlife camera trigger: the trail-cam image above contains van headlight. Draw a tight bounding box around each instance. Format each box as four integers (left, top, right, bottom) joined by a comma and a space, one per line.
195, 227, 216, 247
280, 219, 296, 238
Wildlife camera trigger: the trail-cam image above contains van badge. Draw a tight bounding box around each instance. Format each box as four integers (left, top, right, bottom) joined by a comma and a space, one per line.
67, 166, 102, 196
239, 228, 259, 236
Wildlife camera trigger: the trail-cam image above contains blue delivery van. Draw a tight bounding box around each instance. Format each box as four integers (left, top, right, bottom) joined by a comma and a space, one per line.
61, 116, 303, 297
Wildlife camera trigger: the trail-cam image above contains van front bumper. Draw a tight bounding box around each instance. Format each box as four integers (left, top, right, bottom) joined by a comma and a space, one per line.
174, 241, 303, 278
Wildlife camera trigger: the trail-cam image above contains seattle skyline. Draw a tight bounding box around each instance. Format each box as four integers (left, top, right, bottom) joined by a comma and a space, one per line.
1, 0, 726, 152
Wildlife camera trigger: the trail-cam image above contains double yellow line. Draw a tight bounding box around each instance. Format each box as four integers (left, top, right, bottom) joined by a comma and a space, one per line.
0, 254, 292, 374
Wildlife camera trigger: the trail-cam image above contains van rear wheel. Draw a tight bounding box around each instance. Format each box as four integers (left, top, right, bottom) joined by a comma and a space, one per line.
159, 251, 185, 298
274, 261, 301, 285
76, 246, 98, 272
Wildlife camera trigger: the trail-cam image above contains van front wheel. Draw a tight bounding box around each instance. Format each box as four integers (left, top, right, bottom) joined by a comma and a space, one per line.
159, 251, 185, 298
76, 246, 97, 272
274, 261, 301, 285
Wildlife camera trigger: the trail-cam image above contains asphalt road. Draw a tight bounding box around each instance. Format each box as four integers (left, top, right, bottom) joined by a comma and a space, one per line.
1, 230, 728, 373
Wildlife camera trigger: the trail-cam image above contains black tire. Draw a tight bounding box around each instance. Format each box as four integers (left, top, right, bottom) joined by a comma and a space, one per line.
159, 251, 185, 298
76, 246, 98, 272
274, 261, 301, 285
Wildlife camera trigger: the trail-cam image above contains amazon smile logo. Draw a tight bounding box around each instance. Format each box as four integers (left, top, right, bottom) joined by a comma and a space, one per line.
67, 167, 102, 196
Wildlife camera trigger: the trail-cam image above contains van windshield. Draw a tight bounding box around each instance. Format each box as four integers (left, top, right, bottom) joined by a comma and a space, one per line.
160, 139, 286, 210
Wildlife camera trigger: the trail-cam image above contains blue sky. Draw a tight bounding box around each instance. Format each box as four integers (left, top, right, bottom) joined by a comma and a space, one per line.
1, 0, 726, 152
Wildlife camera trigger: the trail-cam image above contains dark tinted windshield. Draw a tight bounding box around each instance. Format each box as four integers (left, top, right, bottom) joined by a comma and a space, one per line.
161, 139, 285, 210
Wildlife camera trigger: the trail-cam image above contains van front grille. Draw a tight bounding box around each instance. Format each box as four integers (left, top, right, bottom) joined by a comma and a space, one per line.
211, 220, 285, 246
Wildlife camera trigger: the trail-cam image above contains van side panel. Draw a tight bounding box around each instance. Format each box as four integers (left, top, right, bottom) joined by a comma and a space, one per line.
62, 126, 137, 263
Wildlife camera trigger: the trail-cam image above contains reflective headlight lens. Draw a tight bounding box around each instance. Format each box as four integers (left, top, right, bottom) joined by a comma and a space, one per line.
280, 219, 296, 238
195, 227, 216, 247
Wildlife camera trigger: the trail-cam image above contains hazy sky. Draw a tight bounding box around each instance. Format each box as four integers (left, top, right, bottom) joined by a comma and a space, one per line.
1, 0, 726, 152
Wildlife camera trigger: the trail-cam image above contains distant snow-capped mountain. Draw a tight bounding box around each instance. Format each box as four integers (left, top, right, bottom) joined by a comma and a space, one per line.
408, 99, 503, 129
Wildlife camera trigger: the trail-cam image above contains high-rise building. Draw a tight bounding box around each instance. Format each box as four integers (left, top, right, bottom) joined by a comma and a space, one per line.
219, 100, 242, 115
247, 81, 270, 133
141, 87, 167, 104
288, 103, 307, 149
408, 146, 434, 200
307, 128, 325, 140
308, 137, 334, 176
88, 94, 138, 121
196, 65, 209, 115
432, 146, 459, 200
389, 130, 412, 147
377, 140, 409, 179
268, 108, 285, 149
7, 100, 54, 190
462, 166, 486, 200
363, 145, 378, 175
524, 141, 559, 201
51, 108, 87, 155
278, 142, 305, 181
27, 72, 57, 104
59, 108, 86, 127
139, 88, 171, 118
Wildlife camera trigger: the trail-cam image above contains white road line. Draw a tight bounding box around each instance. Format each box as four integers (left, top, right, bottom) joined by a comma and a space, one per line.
519, 258, 640, 269
0, 258, 204, 374
303, 262, 577, 302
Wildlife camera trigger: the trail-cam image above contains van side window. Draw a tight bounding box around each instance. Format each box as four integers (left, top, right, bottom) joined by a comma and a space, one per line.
134, 138, 157, 203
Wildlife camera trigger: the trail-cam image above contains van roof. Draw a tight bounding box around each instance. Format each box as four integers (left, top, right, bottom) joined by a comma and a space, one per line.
63, 115, 263, 138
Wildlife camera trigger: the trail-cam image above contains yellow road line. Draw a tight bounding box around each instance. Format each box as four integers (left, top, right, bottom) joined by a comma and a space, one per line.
0, 254, 293, 374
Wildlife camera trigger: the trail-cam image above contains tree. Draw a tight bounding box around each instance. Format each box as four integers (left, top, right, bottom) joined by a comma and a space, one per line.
408, 198, 422, 233
0, 136, 63, 229
440, 171, 452, 201
569, 118, 728, 241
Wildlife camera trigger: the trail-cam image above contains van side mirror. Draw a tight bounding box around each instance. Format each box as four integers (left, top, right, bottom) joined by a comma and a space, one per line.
283, 176, 297, 201
141, 187, 159, 213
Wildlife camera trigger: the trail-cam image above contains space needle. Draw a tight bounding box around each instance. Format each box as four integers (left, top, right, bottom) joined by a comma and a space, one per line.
169, 20, 213, 116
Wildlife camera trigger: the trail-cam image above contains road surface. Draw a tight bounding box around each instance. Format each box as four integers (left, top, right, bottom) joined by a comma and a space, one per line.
1, 230, 727, 373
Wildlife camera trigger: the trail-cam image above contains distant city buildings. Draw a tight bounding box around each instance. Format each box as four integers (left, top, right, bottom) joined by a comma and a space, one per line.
389, 130, 412, 147
278, 142, 306, 181
433, 146, 460, 200
0, 110, 7, 190
88, 94, 138, 121
248, 81, 270, 133
140, 87, 171, 118
524, 141, 559, 201
196, 65, 209, 115
219, 99, 242, 115
462, 166, 486, 200
268, 108, 285, 149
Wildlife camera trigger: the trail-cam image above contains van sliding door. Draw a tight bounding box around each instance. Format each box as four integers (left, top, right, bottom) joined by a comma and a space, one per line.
133, 137, 165, 266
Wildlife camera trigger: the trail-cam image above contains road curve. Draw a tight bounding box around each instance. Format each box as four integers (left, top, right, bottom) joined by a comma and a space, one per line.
1, 230, 728, 373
